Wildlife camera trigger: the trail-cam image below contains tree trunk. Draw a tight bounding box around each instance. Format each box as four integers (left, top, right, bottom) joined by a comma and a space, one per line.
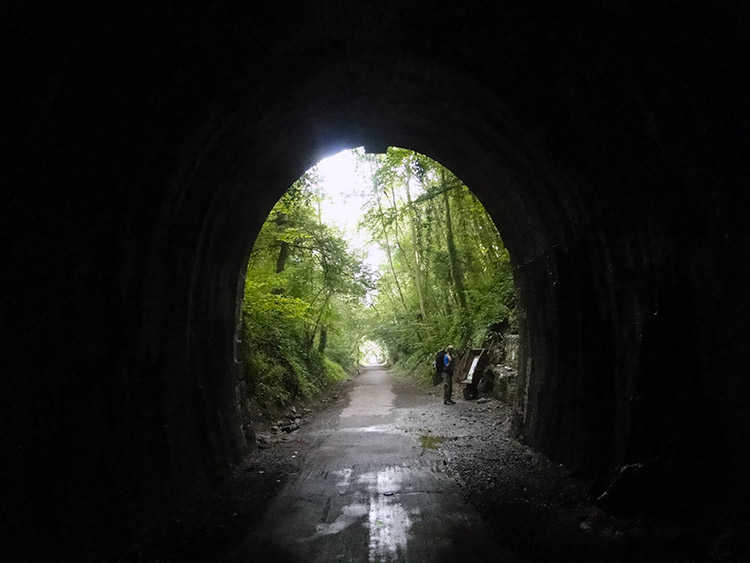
308, 290, 332, 350
318, 326, 328, 354
443, 173, 467, 309
275, 212, 290, 274
275, 241, 290, 274
376, 193, 408, 312
404, 172, 427, 320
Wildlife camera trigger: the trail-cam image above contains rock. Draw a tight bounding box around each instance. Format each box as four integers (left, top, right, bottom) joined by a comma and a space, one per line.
596, 457, 670, 516
477, 374, 493, 392
492, 366, 516, 405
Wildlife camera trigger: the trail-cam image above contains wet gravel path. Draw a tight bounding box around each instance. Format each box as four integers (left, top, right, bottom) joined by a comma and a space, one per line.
113, 368, 735, 563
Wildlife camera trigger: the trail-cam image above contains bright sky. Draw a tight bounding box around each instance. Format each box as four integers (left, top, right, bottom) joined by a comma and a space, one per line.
315, 148, 385, 271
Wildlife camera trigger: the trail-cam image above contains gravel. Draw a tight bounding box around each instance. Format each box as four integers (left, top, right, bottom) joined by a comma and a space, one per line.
113, 372, 747, 563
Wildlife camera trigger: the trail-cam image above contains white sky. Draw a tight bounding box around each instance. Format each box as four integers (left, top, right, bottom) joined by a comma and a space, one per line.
315, 149, 385, 271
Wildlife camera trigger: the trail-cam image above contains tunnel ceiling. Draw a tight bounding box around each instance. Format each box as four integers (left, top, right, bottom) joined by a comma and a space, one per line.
2, 1, 749, 560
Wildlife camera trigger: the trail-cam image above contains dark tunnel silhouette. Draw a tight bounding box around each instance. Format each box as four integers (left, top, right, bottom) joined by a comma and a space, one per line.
2, 2, 749, 561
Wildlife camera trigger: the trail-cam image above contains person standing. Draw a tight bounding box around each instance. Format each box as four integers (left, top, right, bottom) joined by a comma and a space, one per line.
442, 345, 456, 405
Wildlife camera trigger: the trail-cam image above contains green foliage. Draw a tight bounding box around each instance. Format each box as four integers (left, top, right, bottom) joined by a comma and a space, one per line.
239, 147, 516, 405
323, 357, 349, 383
357, 147, 516, 381
239, 172, 372, 408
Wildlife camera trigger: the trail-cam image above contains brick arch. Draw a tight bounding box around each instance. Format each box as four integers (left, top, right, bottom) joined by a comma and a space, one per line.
2, 2, 747, 559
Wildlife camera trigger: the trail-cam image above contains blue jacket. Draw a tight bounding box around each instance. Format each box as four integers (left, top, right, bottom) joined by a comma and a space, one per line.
443, 353, 454, 374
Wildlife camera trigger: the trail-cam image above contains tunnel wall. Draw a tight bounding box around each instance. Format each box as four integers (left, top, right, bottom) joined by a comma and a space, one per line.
2, 2, 748, 560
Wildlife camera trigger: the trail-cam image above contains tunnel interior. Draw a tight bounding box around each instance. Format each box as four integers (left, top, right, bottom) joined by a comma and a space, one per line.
2, 2, 749, 560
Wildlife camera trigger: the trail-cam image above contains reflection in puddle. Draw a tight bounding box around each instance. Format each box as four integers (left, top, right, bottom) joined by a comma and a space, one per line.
333, 468, 353, 487
312, 466, 417, 562
368, 491, 414, 562
357, 466, 407, 494
340, 385, 395, 418
315, 503, 369, 536
360, 467, 415, 562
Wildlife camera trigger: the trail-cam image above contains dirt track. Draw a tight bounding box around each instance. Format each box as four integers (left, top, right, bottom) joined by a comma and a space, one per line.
116, 366, 729, 563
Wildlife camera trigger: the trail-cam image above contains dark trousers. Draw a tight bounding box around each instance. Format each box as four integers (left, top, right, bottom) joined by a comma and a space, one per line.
442, 372, 453, 401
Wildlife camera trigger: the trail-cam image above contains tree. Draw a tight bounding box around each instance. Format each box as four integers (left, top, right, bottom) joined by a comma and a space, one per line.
240, 168, 373, 407
239, 146, 515, 405
357, 147, 515, 375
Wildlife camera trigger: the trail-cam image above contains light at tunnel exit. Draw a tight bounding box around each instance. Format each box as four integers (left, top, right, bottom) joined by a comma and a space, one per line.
360, 340, 386, 365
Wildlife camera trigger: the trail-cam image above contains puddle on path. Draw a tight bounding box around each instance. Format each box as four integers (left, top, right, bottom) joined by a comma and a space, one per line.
340, 384, 395, 418
311, 465, 418, 561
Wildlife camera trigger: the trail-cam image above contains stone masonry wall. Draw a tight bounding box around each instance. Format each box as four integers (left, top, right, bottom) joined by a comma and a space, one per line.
478, 333, 518, 405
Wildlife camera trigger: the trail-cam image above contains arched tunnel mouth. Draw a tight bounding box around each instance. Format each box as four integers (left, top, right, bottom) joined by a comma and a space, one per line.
235, 145, 518, 426
189, 80, 603, 488
219, 139, 536, 559
4, 4, 748, 560
144, 89, 745, 556
169, 129, 709, 560
48, 98, 736, 562
166, 140, 590, 561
